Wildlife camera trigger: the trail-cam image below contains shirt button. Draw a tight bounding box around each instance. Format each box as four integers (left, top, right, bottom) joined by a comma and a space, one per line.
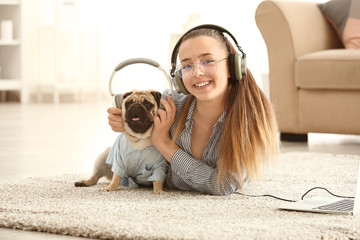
177, 172, 180, 175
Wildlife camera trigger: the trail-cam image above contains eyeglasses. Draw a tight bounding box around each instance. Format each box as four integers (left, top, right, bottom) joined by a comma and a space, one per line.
176, 57, 228, 79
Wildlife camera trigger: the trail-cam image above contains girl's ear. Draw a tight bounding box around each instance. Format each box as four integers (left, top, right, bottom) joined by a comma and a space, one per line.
150, 91, 162, 108
123, 91, 133, 99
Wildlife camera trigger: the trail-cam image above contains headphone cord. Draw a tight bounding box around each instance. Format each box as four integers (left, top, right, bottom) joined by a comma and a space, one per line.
300, 187, 354, 200
235, 186, 354, 202
234, 192, 296, 202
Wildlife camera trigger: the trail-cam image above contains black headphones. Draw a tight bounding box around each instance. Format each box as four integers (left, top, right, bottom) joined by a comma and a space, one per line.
109, 58, 173, 109
170, 24, 247, 95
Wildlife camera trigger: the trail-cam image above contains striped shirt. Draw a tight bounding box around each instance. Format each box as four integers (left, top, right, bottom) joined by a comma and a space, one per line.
165, 91, 241, 195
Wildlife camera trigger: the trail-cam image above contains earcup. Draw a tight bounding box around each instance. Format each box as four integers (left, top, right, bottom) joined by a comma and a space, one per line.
172, 71, 189, 95
241, 55, 247, 79
113, 94, 124, 108
228, 53, 246, 81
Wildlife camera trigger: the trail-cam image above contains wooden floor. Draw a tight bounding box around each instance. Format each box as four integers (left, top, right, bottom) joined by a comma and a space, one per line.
0, 101, 360, 239
0, 102, 119, 181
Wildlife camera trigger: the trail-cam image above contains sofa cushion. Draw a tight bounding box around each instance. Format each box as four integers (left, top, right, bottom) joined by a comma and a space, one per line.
295, 49, 360, 90
318, 0, 360, 49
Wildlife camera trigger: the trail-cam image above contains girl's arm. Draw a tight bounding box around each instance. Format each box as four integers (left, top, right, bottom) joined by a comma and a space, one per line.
151, 97, 241, 195
170, 149, 240, 195
151, 96, 180, 161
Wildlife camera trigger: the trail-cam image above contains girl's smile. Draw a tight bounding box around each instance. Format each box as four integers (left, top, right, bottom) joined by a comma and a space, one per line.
194, 80, 211, 88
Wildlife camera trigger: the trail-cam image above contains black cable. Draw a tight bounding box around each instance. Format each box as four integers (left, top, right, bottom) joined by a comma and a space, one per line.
234, 192, 296, 202
300, 187, 354, 200
235, 187, 354, 202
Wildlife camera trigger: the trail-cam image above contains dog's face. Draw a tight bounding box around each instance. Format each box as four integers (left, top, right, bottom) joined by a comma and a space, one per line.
122, 90, 161, 140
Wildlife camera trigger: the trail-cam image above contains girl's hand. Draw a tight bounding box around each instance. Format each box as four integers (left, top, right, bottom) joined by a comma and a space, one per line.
107, 107, 124, 132
151, 96, 179, 162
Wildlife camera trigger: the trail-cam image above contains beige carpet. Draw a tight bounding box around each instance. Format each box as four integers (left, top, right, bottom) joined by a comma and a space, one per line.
0, 152, 360, 240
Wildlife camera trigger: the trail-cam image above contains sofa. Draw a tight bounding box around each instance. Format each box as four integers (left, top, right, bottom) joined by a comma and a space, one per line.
255, 0, 360, 141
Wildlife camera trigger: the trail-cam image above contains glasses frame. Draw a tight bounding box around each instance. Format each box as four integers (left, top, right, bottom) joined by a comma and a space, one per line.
176, 57, 228, 79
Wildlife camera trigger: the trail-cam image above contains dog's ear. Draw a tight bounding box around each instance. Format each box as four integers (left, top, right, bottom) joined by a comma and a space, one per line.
123, 91, 133, 99
150, 91, 162, 108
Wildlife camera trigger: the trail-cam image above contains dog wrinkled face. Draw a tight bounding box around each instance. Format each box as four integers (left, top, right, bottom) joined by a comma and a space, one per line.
122, 90, 161, 134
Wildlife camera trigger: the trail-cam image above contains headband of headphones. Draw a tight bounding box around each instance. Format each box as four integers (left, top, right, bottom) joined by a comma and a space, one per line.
169, 24, 247, 78
109, 57, 173, 96
109, 58, 173, 109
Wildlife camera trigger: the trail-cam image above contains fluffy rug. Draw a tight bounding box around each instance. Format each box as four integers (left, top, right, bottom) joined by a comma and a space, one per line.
0, 152, 360, 240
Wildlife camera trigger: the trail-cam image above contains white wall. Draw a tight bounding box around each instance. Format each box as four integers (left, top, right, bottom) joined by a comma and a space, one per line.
26, 0, 332, 101
97, 0, 268, 94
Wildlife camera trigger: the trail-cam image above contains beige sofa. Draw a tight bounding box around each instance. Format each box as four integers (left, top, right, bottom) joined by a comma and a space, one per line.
255, 0, 360, 141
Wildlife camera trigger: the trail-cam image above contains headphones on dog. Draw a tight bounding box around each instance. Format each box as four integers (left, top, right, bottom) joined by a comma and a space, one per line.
109, 58, 173, 109
170, 24, 247, 95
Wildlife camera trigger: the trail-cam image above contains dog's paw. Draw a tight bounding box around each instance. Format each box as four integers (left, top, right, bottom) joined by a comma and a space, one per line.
101, 185, 117, 192
74, 181, 87, 187
74, 179, 97, 187
153, 189, 166, 194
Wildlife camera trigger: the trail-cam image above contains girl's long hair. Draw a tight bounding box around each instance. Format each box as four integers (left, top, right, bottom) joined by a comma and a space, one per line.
172, 28, 280, 190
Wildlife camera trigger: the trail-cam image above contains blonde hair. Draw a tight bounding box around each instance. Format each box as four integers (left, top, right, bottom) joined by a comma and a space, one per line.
172, 28, 280, 190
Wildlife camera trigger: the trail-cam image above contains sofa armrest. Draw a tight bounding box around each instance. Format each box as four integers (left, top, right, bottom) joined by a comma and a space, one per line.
256, 0, 341, 58
255, 0, 342, 133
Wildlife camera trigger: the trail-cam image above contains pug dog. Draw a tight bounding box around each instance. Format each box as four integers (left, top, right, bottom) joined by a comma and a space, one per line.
75, 90, 168, 194
121, 90, 161, 150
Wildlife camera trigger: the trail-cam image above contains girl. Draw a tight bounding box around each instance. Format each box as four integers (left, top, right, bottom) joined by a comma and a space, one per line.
108, 25, 280, 195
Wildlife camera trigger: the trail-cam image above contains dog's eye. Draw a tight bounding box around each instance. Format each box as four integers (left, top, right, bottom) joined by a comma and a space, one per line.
125, 100, 133, 109
143, 100, 153, 110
